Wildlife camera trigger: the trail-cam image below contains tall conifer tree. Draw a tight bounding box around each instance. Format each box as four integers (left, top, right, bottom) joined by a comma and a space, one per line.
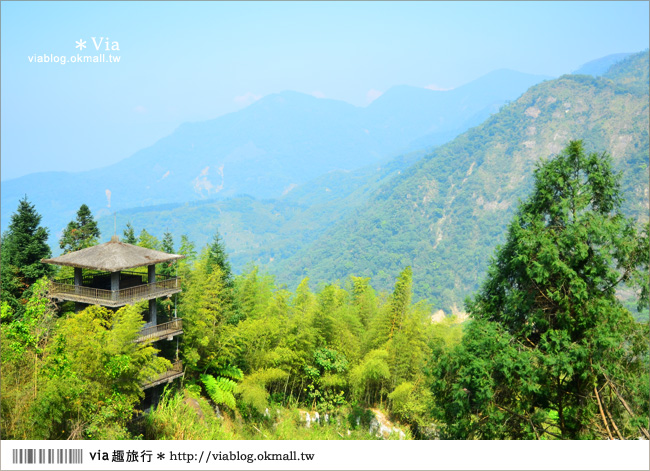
59, 204, 100, 254
1, 197, 53, 308
430, 141, 649, 439
122, 222, 137, 244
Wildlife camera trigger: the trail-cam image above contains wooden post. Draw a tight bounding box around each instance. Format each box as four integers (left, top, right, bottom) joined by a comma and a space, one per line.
111, 271, 120, 302
148, 265, 157, 326
74, 267, 83, 289
74, 267, 83, 312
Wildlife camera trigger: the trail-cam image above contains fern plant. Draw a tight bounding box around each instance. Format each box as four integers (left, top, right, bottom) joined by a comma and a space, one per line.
200, 366, 243, 410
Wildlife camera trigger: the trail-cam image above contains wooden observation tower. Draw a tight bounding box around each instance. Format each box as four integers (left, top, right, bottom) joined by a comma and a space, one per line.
41, 235, 186, 389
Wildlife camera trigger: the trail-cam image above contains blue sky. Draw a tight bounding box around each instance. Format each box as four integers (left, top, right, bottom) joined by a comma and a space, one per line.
1, 1, 648, 180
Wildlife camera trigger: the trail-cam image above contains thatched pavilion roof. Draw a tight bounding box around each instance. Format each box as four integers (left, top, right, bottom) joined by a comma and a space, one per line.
42, 236, 185, 272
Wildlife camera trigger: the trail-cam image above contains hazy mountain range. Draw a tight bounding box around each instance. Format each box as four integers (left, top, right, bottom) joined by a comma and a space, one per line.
272, 50, 649, 311
572, 52, 634, 76
2, 69, 549, 237
3, 51, 648, 316
85, 51, 649, 315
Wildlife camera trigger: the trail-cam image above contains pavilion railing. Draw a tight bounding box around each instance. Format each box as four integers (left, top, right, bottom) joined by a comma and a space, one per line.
48, 277, 182, 307
142, 359, 184, 390
136, 318, 183, 343
53, 270, 175, 287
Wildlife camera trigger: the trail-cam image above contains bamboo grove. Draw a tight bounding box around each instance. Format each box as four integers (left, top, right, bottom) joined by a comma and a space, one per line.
1, 141, 648, 440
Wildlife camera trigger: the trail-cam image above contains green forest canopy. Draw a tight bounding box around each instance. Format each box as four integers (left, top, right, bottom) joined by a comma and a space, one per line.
1, 141, 648, 440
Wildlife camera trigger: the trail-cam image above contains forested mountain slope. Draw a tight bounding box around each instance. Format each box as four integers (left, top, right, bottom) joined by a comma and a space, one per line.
273, 51, 649, 312
96, 150, 425, 269
2, 70, 547, 240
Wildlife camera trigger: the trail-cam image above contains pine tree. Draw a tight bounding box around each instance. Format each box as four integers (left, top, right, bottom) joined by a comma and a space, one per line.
204, 232, 241, 324
59, 204, 100, 254
430, 141, 649, 439
162, 232, 174, 254
0, 239, 23, 312
122, 222, 137, 244
205, 232, 233, 286
1, 197, 53, 307
159, 232, 176, 278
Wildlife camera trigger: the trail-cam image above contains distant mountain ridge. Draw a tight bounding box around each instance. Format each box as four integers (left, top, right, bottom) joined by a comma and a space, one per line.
94, 149, 425, 270
81, 51, 650, 314
572, 52, 633, 76
93, 51, 649, 309
270, 50, 649, 312
2, 69, 549, 238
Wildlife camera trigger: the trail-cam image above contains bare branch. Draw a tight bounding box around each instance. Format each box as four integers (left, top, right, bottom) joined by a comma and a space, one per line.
604, 404, 624, 440
594, 386, 613, 440
603, 373, 650, 440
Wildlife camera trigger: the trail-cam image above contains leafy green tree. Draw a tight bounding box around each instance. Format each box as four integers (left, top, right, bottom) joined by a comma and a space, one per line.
368, 267, 413, 351
1, 197, 53, 310
287, 277, 318, 363
293, 278, 315, 317
303, 347, 349, 411
0, 279, 56, 438
34, 304, 169, 439
350, 276, 378, 329
153, 231, 177, 319
429, 314, 464, 352
138, 229, 161, 250
177, 234, 196, 277
0, 238, 23, 312
388, 380, 433, 434
430, 141, 649, 439
1, 282, 167, 439
182, 263, 237, 374
59, 204, 100, 254
313, 284, 345, 347
122, 222, 137, 244
386, 299, 429, 389
234, 266, 275, 321
179, 235, 196, 257
238, 367, 289, 414
386, 267, 413, 342
350, 349, 391, 405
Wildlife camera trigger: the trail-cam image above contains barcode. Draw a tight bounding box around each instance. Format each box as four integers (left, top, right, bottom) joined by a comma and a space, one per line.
12, 449, 83, 465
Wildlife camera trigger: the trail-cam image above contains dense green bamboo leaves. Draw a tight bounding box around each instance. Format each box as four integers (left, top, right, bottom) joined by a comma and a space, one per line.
5, 141, 646, 441
1, 286, 167, 439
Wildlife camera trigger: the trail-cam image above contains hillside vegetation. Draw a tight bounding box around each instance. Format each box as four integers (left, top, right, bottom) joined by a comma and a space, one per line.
2, 51, 648, 442
94, 52, 649, 315
274, 51, 649, 312
2, 139, 647, 441
95, 150, 424, 270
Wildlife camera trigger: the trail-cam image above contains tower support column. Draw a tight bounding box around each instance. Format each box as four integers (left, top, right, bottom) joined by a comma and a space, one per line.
74, 267, 83, 312
74, 267, 83, 288
148, 265, 157, 326
111, 271, 120, 302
